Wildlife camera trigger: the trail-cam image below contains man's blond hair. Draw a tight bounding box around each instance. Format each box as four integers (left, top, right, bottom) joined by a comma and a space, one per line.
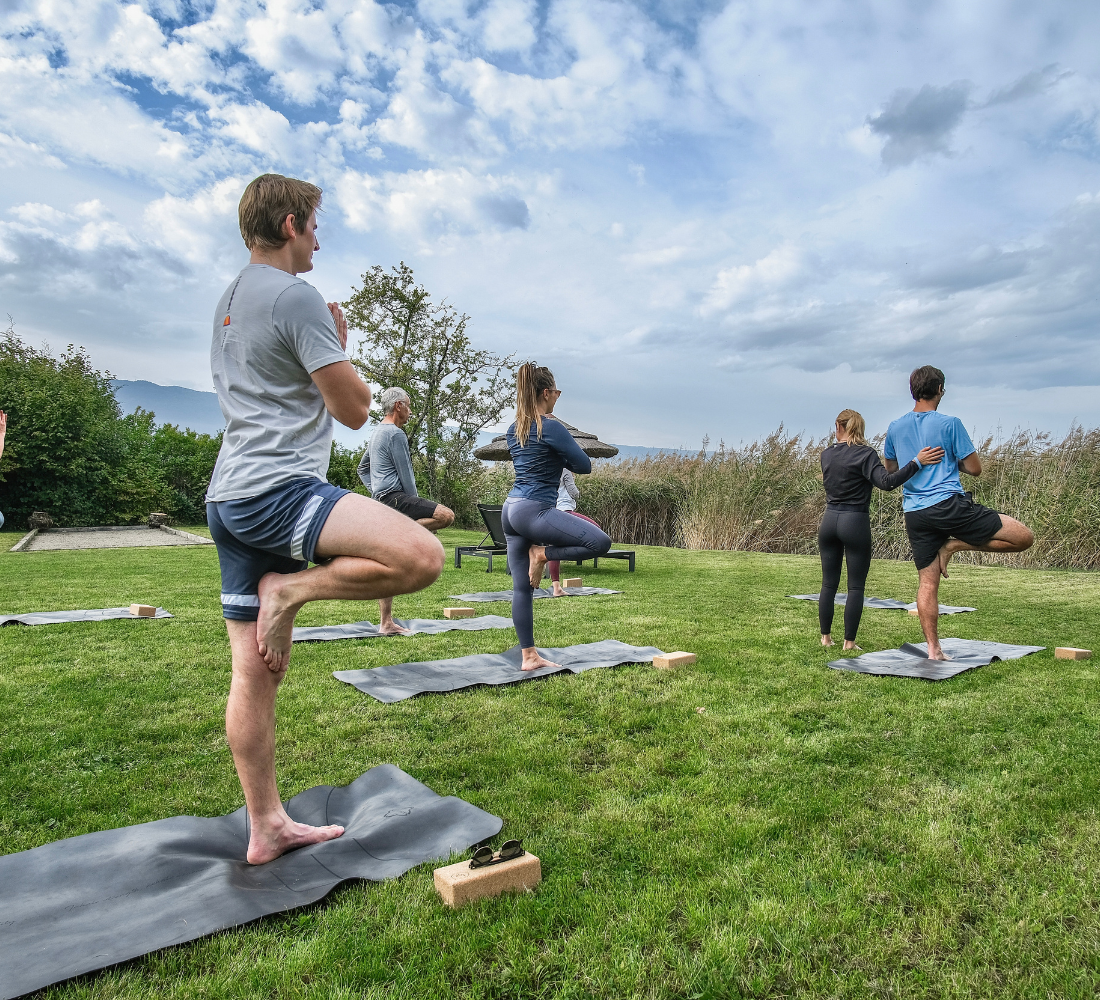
238, 173, 322, 251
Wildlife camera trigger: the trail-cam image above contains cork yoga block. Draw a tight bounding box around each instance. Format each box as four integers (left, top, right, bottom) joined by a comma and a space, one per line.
443, 608, 476, 619
129, 604, 156, 617
653, 651, 696, 670
563, 578, 583, 588
434, 852, 542, 908
1054, 647, 1092, 660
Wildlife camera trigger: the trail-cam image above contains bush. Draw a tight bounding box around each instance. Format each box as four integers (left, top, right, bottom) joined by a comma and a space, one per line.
0, 331, 222, 527
327, 441, 369, 494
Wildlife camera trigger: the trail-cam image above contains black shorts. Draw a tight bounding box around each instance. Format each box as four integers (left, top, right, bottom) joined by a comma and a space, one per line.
375, 490, 439, 522
904, 493, 1003, 570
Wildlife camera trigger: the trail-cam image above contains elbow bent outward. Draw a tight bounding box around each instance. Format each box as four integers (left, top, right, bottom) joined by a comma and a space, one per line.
959, 451, 982, 477
311, 360, 372, 429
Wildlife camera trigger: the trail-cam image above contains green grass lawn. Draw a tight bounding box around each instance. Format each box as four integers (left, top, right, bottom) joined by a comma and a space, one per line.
1, 528, 1099, 999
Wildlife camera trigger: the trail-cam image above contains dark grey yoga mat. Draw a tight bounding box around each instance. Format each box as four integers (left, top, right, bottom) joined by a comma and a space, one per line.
293, 615, 514, 642
0, 764, 501, 999
449, 587, 621, 602
828, 638, 1045, 681
789, 594, 976, 614
335, 639, 664, 703
0, 606, 173, 626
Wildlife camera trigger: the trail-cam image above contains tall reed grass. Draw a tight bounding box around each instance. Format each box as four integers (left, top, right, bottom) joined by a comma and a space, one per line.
477, 426, 1100, 570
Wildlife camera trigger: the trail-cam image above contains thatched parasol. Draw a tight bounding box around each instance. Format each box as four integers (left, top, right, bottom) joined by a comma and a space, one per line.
474, 417, 619, 462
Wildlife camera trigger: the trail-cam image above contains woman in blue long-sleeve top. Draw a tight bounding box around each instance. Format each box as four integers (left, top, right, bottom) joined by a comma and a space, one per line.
504, 363, 612, 670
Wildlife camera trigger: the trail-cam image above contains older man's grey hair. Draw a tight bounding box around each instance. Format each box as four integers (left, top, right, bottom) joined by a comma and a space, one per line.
379, 387, 411, 415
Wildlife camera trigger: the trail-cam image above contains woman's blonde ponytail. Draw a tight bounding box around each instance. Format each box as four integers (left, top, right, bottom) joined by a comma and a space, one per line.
514, 362, 556, 447
835, 409, 868, 447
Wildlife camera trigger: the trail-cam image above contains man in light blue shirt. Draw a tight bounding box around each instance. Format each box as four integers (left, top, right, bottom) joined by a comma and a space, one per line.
885, 365, 1033, 659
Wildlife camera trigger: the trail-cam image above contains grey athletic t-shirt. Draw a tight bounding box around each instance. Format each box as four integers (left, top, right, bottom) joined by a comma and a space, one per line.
206, 264, 348, 501
357, 422, 417, 498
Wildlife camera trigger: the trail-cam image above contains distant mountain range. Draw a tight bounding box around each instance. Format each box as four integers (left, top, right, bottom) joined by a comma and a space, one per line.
111, 380, 226, 436
110, 380, 692, 459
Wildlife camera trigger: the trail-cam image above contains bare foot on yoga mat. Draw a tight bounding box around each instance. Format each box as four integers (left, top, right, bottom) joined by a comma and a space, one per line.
378, 620, 413, 636
521, 649, 560, 671
247, 811, 344, 865
256, 572, 303, 670
552, 582, 567, 597
528, 545, 548, 588
821, 635, 835, 647
927, 649, 951, 661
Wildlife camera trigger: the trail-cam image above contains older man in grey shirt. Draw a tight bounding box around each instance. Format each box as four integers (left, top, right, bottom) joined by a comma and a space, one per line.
358, 387, 454, 633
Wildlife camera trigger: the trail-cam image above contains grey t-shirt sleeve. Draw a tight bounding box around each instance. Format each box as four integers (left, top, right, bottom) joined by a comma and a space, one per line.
272, 282, 348, 375
357, 447, 371, 488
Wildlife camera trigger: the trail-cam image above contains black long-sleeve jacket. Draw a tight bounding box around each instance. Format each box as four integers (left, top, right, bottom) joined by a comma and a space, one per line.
820, 443, 919, 512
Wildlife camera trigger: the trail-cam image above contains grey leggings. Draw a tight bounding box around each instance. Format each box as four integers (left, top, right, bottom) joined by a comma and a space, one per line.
502, 497, 612, 648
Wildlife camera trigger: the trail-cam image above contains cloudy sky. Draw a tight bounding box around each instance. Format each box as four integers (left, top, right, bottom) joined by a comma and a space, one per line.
1, 0, 1098, 449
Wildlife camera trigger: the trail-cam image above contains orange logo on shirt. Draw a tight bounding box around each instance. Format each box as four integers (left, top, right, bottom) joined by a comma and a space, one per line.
223, 315, 231, 326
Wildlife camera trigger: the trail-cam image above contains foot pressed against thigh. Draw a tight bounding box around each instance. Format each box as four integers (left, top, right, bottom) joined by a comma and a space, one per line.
315, 493, 443, 585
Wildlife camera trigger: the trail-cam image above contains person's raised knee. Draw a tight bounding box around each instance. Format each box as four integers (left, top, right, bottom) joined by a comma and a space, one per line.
406, 533, 444, 589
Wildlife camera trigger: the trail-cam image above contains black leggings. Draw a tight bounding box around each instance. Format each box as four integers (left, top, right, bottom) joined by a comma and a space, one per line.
818, 509, 873, 641
502, 497, 612, 649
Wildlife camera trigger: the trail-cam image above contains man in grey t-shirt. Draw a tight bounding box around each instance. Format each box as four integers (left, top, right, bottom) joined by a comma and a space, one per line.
357, 387, 454, 634
205, 174, 444, 865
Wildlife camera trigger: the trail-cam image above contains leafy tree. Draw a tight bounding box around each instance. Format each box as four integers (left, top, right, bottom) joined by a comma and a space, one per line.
0, 326, 221, 527
327, 441, 369, 494
343, 262, 517, 524
0, 327, 129, 526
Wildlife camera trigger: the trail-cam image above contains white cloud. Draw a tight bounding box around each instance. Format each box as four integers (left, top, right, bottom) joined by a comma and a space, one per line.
0, 0, 1099, 444
336, 166, 534, 240
480, 0, 537, 53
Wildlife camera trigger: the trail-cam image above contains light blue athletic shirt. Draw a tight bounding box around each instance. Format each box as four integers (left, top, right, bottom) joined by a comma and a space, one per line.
884, 410, 976, 512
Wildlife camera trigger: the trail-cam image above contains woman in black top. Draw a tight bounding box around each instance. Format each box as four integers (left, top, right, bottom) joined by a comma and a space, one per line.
819, 409, 943, 649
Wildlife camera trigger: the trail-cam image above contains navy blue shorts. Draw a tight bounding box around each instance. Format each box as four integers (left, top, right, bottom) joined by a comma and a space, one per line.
207, 478, 350, 621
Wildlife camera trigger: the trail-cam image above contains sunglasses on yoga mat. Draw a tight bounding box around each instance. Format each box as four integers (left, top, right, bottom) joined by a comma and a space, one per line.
469, 839, 524, 868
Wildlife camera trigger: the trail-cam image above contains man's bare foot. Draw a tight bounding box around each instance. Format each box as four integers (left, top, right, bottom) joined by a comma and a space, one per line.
247, 810, 345, 865
379, 620, 413, 636
552, 582, 566, 597
937, 545, 952, 578
927, 648, 951, 661
521, 649, 561, 671
528, 545, 548, 588
842, 641, 862, 651
821, 634, 835, 647
256, 572, 303, 670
